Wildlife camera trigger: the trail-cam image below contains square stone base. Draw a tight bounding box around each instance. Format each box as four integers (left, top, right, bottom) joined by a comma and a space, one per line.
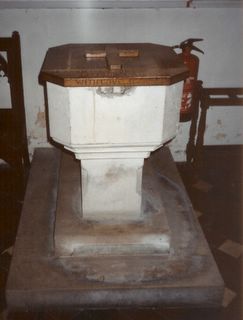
54, 153, 170, 256
6, 147, 224, 309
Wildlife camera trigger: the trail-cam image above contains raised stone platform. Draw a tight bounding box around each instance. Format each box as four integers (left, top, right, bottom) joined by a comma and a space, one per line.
6, 147, 224, 309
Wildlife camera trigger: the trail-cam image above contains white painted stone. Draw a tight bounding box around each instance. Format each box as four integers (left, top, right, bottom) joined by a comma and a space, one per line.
46, 81, 183, 221
81, 158, 144, 221
47, 82, 183, 155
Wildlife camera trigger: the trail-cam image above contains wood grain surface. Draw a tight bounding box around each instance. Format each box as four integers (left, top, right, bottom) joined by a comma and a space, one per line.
39, 43, 188, 87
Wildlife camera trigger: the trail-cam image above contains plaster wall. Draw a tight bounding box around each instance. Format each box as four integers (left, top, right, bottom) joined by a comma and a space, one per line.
0, 7, 243, 160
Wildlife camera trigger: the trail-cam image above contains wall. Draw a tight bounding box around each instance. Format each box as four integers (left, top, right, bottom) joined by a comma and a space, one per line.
0, 7, 243, 160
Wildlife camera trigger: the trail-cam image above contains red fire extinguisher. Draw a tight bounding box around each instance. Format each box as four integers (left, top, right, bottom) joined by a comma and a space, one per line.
173, 38, 204, 122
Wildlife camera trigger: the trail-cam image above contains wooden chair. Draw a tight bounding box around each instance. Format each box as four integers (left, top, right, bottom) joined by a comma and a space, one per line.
0, 31, 30, 194
194, 87, 243, 165
185, 86, 243, 166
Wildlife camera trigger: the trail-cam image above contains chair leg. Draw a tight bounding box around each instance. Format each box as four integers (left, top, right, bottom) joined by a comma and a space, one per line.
186, 81, 202, 165
8, 153, 29, 200
22, 142, 30, 169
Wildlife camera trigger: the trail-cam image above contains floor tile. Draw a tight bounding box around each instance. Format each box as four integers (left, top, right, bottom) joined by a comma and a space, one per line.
1, 247, 13, 257
222, 287, 237, 308
219, 239, 243, 258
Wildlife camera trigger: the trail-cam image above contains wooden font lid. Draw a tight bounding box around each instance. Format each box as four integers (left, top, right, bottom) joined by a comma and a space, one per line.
39, 43, 188, 87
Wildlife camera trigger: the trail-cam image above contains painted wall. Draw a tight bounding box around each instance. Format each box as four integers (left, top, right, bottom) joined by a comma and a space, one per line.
0, 7, 243, 160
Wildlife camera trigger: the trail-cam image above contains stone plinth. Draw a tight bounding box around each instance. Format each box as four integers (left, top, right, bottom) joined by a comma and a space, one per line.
6, 148, 224, 309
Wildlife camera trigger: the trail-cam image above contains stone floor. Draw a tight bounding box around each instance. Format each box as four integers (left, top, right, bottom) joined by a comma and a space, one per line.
0, 145, 242, 319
